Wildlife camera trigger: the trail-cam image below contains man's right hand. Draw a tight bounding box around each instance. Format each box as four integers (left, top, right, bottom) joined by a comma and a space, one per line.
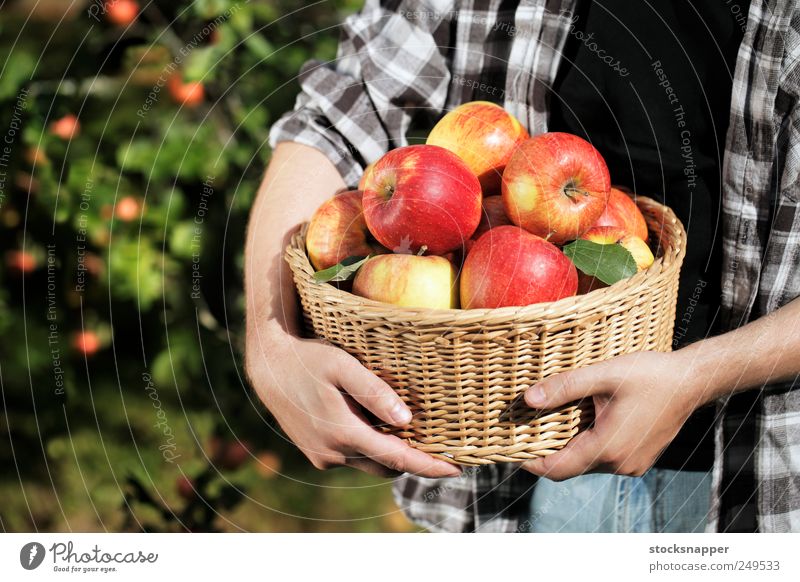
246, 328, 462, 479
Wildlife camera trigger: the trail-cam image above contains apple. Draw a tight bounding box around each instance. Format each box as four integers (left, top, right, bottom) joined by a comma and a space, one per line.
15, 172, 39, 194
219, 440, 251, 470
255, 451, 282, 479
466, 195, 512, 253
115, 196, 142, 222
593, 186, 649, 241
582, 226, 654, 271
5, 250, 37, 274
362, 144, 481, 255
105, 0, 138, 26
352, 254, 459, 309
72, 331, 100, 356
176, 475, 196, 501
427, 101, 528, 195
577, 226, 655, 293
168, 75, 204, 108
461, 225, 578, 309
24, 147, 48, 166
50, 114, 80, 140
306, 190, 385, 270
358, 161, 375, 192
502, 132, 610, 244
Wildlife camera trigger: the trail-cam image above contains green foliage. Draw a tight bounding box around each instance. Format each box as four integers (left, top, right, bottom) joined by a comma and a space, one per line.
563, 239, 638, 285
0, 0, 413, 533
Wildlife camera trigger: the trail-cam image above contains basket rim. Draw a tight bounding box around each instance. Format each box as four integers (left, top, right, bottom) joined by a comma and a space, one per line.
286, 195, 687, 323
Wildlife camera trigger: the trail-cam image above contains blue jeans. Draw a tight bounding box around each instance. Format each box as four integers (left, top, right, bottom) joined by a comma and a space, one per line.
527, 469, 712, 533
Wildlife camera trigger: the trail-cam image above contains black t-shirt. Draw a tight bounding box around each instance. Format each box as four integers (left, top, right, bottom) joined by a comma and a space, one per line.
548, 0, 748, 471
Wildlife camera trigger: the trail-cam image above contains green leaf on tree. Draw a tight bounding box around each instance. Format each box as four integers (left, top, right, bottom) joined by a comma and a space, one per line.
313, 255, 370, 284
562, 239, 638, 285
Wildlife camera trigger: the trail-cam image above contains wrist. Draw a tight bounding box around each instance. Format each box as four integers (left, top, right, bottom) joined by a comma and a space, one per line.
672, 337, 731, 407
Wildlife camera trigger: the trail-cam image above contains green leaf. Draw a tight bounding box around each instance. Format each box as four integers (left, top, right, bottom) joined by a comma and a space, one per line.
562, 239, 638, 285
0, 50, 35, 100
313, 256, 370, 284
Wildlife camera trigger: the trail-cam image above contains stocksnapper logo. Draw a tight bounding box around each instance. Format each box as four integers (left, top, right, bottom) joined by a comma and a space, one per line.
20, 542, 46, 570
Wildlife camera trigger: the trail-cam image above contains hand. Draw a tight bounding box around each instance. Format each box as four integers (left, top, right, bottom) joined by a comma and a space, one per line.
246, 328, 461, 479
521, 351, 702, 481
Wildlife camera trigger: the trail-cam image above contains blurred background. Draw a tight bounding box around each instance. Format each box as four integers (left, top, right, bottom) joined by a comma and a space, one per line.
0, 0, 415, 532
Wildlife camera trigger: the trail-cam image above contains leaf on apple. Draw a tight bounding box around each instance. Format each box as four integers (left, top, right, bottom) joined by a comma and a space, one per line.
562, 240, 637, 286
313, 255, 370, 284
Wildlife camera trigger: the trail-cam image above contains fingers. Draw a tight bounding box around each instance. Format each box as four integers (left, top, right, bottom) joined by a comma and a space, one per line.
525, 360, 617, 409
521, 429, 602, 481
347, 457, 403, 478
351, 426, 462, 478
334, 352, 413, 428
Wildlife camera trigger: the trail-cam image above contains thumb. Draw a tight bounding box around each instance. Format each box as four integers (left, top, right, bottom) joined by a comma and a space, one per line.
334, 353, 412, 428
524, 364, 613, 409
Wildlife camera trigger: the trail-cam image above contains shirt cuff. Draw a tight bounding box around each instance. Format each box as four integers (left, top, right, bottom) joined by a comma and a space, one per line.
268, 107, 364, 189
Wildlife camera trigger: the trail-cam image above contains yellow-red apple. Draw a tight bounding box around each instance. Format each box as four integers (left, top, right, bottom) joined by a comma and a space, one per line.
50, 114, 80, 140
352, 254, 458, 309
168, 75, 204, 108
115, 196, 142, 222
593, 186, 649, 241
306, 190, 385, 271
502, 132, 610, 244
105, 0, 138, 26
72, 330, 101, 356
5, 250, 37, 274
577, 226, 654, 293
461, 225, 578, 309
358, 161, 375, 191
427, 101, 528, 195
362, 144, 481, 256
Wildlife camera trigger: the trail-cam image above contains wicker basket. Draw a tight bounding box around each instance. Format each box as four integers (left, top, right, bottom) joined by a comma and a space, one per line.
285, 196, 686, 465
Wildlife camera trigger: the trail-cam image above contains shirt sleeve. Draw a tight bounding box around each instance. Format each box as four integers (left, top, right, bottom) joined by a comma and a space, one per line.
268, 0, 455, 187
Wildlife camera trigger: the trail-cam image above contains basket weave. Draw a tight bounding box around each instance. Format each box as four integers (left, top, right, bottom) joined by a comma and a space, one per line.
285, 196, 686, 465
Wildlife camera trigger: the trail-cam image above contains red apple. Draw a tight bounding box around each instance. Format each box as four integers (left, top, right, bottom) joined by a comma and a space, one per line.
427, 101, 528, 195
5, 250, 37, 274
50, 114, 80, 140
115, 196, 142, 222
502, 132, 610, 244
593, 186, 649, 241
353, 254, 459, 309
105, 0, 138, 26
176, 475, 196, 500
306, 190, 385, 271
362, 145, 481, 255
219, 440, 251, 470
466, 195, 512, 253
577, 226, 655, 293
461, 225, 578, 309
72, 331, 100, 356
168, 75, 204, 108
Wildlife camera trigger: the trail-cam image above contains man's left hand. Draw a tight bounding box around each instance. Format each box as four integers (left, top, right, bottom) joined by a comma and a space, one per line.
521, 351, 703, 480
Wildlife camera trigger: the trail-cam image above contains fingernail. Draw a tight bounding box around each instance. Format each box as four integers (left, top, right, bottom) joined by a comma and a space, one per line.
527, 385, 546, 406
441, 463, 461, 477
391, 402, 412, 426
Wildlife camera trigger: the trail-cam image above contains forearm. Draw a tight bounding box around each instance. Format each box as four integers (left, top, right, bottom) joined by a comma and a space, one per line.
677, 297, 800, 405
244, 142, 346, 349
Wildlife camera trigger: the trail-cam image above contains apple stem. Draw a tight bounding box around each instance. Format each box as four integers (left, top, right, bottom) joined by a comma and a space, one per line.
564, 186, 589, 198
563, 179, 589, 200
417, 245, 428, 256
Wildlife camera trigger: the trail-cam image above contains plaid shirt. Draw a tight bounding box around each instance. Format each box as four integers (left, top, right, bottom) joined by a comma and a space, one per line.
269, 0, 800, 532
